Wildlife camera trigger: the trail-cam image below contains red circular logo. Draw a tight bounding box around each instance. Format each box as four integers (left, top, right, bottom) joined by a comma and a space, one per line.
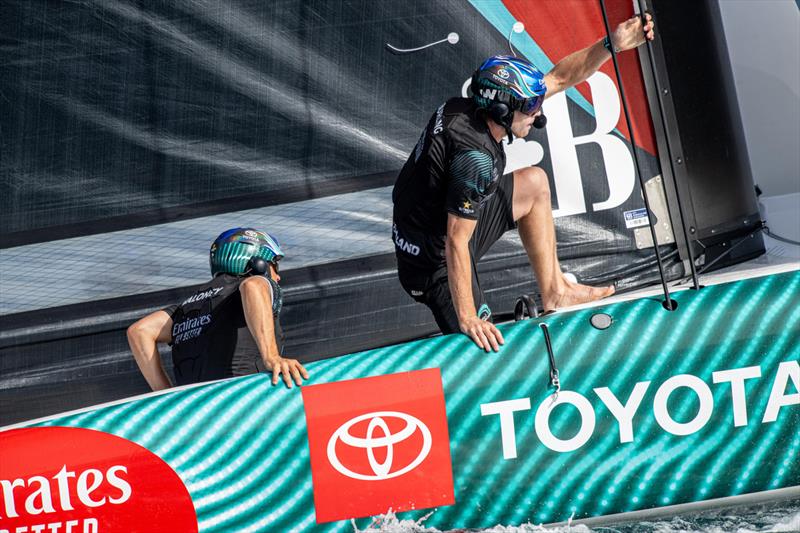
0, 427, 197, 533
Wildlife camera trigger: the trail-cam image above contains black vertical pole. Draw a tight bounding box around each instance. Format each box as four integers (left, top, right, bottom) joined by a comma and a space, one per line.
599, 0, 674, 310
636, 0, 701, 291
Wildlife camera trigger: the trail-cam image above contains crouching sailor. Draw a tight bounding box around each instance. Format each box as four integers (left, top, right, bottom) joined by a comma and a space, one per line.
127, 227, 308, 390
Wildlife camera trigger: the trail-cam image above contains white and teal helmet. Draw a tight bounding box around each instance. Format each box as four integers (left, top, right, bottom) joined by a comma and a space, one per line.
471, 55, 547, 114
209, 227, 284, 276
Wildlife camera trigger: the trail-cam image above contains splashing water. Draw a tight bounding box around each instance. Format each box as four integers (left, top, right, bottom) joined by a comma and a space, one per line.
352, 499, 800, 533
353, 510, 438, 533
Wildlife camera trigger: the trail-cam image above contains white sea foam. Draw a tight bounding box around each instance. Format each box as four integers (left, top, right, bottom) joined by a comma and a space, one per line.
351, 500, 800, 533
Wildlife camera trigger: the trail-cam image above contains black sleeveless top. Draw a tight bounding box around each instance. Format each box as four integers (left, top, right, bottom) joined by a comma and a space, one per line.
164, 274, 284, 386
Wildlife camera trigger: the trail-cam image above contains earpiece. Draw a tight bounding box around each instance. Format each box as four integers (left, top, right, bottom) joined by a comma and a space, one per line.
246, 256, 269, 276
470, 71, 525, 143
488, 101, 510, 123
472, 71, 513, 124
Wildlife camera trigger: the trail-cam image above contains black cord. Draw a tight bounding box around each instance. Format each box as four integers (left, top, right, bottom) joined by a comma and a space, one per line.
764, 226, 800, 246
672, 225, 767, 286
599, 0, 675, 311
635, 0, 701, 291
612, 247, 679, 279
696, 236, 754, 274
539, 323, 560, 391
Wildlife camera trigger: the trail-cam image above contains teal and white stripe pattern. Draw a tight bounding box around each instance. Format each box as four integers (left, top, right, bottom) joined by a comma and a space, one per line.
210, 228, 284, 276
450, 150, 495, 195
25, 271, 800, 531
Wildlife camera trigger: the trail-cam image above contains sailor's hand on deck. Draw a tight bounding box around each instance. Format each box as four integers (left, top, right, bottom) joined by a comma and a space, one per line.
460, 316, 504, 353
612, 13, 655, 52
265, 357, 309, 388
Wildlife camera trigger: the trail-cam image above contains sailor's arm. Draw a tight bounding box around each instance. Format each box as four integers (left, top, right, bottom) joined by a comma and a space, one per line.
543, 13, 655, 98
127, 311, 174, 391
239, 276, 308, 388
445, 214, 504, 352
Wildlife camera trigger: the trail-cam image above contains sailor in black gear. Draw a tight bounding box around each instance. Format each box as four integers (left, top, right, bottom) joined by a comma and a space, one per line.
392, 13, 656, 350
127, 228, 308, 390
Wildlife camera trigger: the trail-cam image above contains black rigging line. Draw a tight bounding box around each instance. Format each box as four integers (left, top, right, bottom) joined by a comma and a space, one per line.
634, 0, 701, 291
598, 0, 675, 310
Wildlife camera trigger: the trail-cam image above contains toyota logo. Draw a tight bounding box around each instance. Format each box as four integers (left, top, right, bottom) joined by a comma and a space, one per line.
326, 411, 432, 481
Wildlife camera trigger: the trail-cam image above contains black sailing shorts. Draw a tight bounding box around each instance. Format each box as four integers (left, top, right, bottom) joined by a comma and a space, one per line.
397, 172, 517, 334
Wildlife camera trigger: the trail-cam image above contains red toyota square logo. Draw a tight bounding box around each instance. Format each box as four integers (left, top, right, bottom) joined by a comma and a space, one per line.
301, 368, 455, 523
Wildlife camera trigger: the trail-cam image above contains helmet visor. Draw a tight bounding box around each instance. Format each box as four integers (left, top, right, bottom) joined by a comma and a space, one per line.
518, 94, 544, 116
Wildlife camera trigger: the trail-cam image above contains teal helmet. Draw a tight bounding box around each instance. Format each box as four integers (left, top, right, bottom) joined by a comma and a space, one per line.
209, 228, 284, 277
470, 55, 547, 141
471, 55, 546, 114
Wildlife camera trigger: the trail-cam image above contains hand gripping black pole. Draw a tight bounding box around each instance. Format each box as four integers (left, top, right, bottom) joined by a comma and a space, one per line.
598, 0, 675, 310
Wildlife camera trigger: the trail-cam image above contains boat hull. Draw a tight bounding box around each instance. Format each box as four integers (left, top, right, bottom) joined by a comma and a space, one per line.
2, 270, 798, 532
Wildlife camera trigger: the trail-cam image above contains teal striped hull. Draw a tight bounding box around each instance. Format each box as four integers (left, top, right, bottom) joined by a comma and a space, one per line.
4, 270, 799, 532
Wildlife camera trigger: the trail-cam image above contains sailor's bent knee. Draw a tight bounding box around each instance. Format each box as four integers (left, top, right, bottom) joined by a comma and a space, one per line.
515, 166, 551, 202
127, 319, 156, 349
126, 322, 142, 343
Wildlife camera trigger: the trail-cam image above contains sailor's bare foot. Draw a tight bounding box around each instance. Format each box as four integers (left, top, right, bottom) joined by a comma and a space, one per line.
542, 282, 615, 311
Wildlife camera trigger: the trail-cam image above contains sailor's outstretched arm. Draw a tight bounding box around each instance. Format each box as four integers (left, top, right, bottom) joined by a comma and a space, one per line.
446, 214, 504, 352
127, 311, 174, 391
240, 276, 309, 388
543, 13, 655, 98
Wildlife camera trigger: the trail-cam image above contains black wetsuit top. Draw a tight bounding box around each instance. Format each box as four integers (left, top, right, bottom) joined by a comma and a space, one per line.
392, 97, 506, 280
164, 273, 283, 386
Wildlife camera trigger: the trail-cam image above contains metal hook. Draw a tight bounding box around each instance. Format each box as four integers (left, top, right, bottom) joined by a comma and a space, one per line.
539, 323, 561, 398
